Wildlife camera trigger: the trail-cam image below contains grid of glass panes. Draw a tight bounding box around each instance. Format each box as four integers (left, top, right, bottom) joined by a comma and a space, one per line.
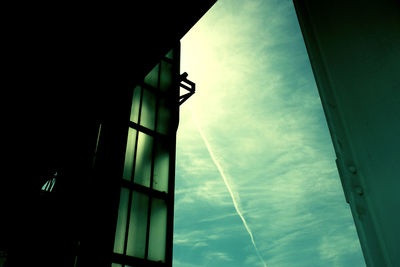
112, 47, 178, 267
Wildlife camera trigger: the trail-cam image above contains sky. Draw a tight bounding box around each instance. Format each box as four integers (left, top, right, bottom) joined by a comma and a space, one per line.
173, 1, 366, 266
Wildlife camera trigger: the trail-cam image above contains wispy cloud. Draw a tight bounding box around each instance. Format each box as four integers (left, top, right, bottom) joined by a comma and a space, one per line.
173, 225, 243, 248
174, 0, 365, 266
206, 252, 233, 262
191, 105, 267, 267
173, 259, 203, 267
199, 212, 237, 223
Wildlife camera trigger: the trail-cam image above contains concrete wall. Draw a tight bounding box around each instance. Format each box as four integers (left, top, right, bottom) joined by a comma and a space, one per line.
293, 1, 400, 266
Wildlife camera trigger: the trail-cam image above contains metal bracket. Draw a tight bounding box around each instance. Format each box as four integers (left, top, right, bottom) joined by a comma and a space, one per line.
179, 72, 195, 105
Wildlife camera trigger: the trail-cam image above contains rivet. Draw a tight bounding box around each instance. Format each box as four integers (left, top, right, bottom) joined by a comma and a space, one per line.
355, 186, 364, 196
348, 165, 357, 174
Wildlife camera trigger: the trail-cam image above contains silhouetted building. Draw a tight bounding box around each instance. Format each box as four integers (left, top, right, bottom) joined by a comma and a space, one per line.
2, 2, 216, 267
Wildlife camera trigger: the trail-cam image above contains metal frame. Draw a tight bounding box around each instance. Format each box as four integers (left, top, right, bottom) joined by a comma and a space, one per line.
111, 43, 180, 267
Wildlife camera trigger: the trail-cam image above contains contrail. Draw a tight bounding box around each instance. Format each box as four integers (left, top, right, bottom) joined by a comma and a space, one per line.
190, 106, 267, 267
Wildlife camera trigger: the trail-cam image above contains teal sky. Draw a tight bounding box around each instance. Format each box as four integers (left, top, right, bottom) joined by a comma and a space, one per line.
173, 1, 365, 266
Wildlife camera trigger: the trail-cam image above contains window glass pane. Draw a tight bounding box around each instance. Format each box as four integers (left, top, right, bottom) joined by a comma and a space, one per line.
113, 188, 129, 254
140, 89, 156, 130
130, 86, 141, 123
147, 198, 167, 262
153, 140, 170, 193
123, 128, 137, 181
126, 191, 149, 259
156, 98, 172, 135
134, 132, 153, 187
144, 64, 159, 88
159, 60, 173, 92
165, 48, 174, 60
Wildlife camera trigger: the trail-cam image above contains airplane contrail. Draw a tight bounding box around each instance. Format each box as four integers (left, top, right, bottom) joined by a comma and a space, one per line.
190, 106, 267, 267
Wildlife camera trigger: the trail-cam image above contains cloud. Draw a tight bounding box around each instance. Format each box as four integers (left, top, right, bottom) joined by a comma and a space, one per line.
174, 0, 365, 266
205, 252, 233, 262
174, 174, 235, 208
318, 225, 364, 265
173, 259, 203, 267
193, 242, 209, 248
173, 224, 244, 249
199, 212, 237, 223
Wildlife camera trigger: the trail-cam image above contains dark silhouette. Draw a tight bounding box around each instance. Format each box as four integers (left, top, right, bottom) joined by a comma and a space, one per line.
1, 2, 216, 267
